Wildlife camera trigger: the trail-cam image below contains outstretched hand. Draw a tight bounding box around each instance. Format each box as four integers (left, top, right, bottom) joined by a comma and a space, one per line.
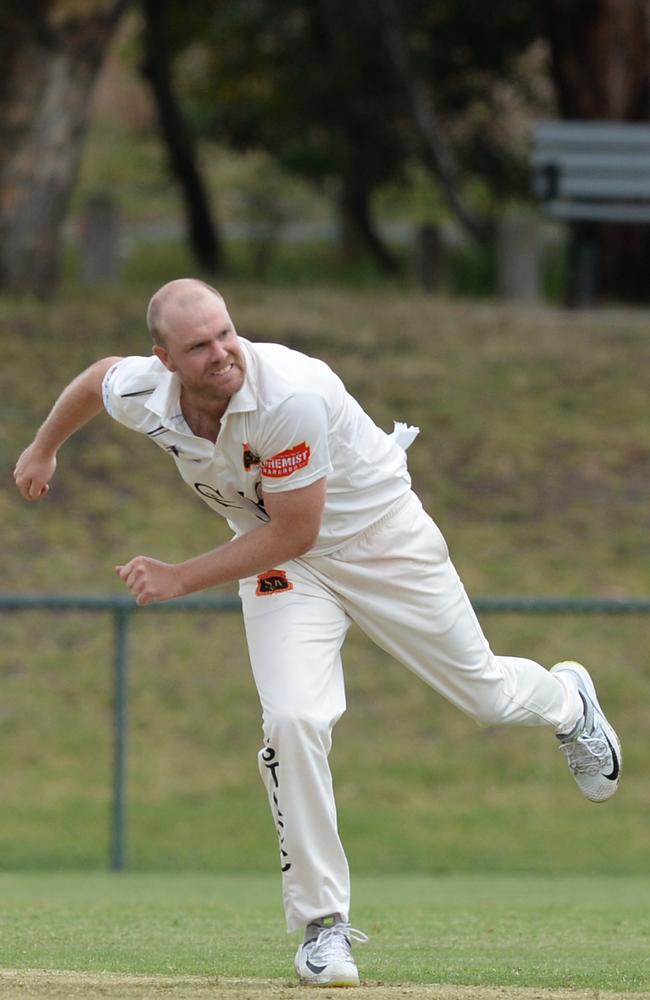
116, 556, 184, 606
14, 443, 57, 501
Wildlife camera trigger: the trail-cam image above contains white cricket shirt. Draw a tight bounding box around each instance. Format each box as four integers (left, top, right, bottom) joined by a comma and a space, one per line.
102, 339, 414, 555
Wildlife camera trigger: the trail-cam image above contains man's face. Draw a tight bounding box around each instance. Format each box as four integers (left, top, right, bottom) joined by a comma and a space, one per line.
153, 293, 246, 403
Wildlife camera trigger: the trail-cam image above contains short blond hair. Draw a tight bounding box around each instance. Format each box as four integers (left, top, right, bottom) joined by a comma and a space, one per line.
146, 279, 225, 346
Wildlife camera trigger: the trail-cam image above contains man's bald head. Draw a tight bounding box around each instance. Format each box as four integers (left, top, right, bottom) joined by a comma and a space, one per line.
147, 278, 225, 346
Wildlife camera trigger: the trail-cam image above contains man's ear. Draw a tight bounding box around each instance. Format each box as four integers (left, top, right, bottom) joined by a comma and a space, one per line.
153, 344, 175, 372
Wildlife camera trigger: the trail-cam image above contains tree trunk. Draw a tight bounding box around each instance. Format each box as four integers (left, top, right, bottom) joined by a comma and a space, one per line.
545, 0, 650, 120
544, 0, 650, 302
338, 175, 399, 274
0, 1, 130, 298
141, 0, 222, 274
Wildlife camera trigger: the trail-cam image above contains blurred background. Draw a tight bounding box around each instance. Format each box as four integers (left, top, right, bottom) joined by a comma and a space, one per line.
1, 1, 648, 880
5, 0, 650, 302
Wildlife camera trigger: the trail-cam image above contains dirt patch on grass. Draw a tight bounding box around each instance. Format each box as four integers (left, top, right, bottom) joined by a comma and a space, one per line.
1, 972, 648, 1000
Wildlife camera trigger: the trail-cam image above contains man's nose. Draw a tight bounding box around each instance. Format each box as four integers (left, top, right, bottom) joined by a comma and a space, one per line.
209, 338, 228, 361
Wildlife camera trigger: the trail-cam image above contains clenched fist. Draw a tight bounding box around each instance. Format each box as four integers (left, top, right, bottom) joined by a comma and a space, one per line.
14, 443, 57, 501
116, 556, 184, 606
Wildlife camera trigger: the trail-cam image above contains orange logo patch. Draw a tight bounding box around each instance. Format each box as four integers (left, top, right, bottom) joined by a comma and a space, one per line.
261, 442, 310, 478
242, 443, 260, 470
256, 570, 294, 596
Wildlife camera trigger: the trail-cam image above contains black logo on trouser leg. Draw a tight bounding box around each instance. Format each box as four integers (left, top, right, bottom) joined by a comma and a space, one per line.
256, 570, 293, 596
261, 743, 292, 873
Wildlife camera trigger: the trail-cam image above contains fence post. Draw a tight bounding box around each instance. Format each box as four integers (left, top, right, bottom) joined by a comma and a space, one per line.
112, 605, 130, 871
81, 192, 120, 285
496, 211, 541, 303
415, 223, 443, 292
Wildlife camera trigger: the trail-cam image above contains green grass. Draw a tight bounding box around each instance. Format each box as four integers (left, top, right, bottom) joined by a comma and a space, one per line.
0, 872, 648, 990
0, 610, 648, 876
1, 286, 649, 879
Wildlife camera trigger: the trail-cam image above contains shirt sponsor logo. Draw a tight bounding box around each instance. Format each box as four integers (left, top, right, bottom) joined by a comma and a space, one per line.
242, 443, 261, 470
261, 442, 310, 478
256, 569, 294, 596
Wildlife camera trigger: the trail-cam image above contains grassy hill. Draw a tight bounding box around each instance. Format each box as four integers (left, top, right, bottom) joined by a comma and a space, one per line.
1, 284, 648, 875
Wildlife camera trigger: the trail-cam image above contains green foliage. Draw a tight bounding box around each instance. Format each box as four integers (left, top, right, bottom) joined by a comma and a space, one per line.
72, 113, 567, 295
445, 242, 497, 297
165, 0, 547, 214
172, 1, 404, 185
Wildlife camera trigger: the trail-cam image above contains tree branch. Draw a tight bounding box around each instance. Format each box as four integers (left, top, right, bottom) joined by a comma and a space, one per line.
375, 0, 489, 245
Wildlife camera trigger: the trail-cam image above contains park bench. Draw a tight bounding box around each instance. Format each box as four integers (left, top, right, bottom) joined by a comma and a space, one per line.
532, 119, 650, 223
531, 119, 650, 301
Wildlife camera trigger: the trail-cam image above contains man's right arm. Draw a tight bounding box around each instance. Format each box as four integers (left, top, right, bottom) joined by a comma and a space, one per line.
14, 356, 123, 501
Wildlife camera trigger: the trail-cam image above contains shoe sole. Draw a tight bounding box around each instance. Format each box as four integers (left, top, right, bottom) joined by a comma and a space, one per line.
551, 660, 622, 800
296, 969, 360, 988
298, 978, 359, 988
295, 957, 360, 988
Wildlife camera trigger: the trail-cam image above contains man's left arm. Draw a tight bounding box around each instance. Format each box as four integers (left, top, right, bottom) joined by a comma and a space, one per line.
116, 476, 326, 605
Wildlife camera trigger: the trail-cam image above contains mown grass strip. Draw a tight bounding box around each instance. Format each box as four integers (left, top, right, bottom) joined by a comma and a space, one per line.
0, 873, 648, 990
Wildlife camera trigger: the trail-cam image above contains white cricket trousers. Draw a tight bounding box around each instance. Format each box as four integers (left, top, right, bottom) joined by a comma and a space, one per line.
239, 491, 583, 933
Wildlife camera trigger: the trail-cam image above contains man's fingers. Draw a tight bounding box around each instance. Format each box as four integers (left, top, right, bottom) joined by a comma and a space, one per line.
19, 480, 43, 501
116, 564, 139, 594
15, 466, 53, 501
115, 558, 153, 605
114, 556, 177, 607
14, 446, 57, 502
27, 481, 48, 500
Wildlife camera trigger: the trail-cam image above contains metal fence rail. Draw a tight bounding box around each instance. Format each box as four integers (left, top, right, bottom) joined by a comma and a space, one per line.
1, 593, 649, 871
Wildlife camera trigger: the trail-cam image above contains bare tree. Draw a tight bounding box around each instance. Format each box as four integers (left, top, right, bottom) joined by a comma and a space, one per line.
373, 0, 489, 246
0, 0, 130, 297
141, 0, 222, 274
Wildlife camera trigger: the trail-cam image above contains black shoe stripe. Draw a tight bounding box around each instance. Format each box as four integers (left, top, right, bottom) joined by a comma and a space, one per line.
306, 960, 327, 974
603, 735, 620, 781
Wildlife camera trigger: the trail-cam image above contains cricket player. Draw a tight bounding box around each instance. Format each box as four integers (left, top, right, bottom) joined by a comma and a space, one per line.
14, 279, 621, 987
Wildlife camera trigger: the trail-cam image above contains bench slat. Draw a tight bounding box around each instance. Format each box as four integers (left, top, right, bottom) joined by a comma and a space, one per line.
531, 152, 650, 173
558, 179, 650, 197
535, 120, 650, 149
543, 201, 650, 222
532, 119, 650, 220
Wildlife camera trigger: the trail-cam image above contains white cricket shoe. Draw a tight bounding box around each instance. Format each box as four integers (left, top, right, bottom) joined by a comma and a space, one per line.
295, 915, 368, 987
551, 661, 622, 802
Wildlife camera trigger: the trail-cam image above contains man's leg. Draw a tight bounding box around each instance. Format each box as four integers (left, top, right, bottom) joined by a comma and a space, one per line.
309, 493, 584, 731
239, 563, 352, 934
334, 509, 622, 800
306, 493, 620, 804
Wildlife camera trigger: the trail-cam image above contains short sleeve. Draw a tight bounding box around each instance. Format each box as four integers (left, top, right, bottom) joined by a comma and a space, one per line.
101, 355, 162, 432
102, 360, 126, 418
257, 392, 333, 492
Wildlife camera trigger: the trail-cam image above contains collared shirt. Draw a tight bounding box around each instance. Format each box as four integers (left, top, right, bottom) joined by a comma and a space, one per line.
102, 339, 413, 555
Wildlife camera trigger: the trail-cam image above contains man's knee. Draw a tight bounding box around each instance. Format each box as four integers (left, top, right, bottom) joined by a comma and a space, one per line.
262, 706, 338, 743
258, 707, 341, 774
454, 674, 516, 728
